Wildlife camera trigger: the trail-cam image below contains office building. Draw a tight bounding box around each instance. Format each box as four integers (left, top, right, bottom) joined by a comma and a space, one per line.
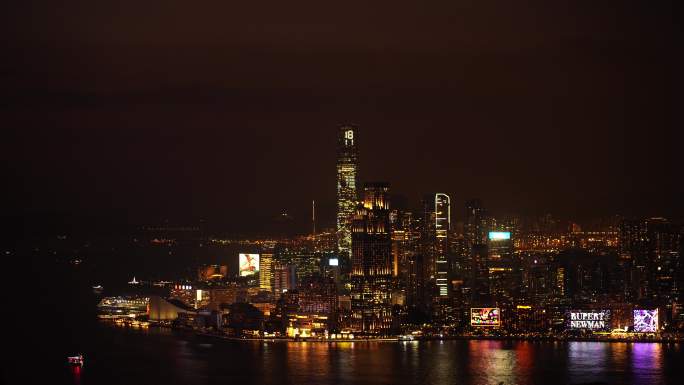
435, 193, 451, 297
336, 125, 359, 257
260, 253, 273, 291
350, 183, 394, 334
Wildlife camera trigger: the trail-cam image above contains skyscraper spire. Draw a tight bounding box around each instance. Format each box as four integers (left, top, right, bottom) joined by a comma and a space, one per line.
336, 125, 358, 255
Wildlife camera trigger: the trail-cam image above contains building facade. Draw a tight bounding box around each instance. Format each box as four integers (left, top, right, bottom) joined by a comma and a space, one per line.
350, 183, 394, 334
435, 193, 451, 298
336, 125, 359, 257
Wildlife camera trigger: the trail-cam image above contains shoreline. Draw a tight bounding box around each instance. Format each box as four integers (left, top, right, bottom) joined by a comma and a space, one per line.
191, 331, 682, 344
98, 320, 683, 344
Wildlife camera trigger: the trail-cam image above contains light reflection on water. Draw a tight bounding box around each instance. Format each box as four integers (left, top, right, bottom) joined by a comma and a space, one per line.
631, 343, 662, 385
567, 342, 612, 383
82, 327, 681, 385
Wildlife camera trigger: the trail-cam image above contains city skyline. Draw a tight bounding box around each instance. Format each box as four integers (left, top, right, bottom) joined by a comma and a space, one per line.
3, 2, 681, 383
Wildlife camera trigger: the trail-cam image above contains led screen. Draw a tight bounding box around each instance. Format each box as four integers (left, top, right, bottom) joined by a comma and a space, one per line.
329, 258, 339, 266
239, 253, 260, 277
488, 231, 511, 240
566, 310, 611, 330
471, 308, 501, 327
633, 309, 658, 333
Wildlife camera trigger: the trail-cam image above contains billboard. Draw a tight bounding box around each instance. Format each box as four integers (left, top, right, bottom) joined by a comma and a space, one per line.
633, 309, 658, 333
566, 310, 611, 330
488, 231, 511, 240
329, 258, 339, 266
239, 253, 260, 277
471, 308, 501, 327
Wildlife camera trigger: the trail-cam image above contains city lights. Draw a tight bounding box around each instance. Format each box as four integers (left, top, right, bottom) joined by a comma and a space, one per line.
6, 3, 680, 384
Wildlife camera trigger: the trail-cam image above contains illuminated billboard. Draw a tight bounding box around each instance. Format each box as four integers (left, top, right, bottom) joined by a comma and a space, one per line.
566, 310, 610, 330
633, 309, 658, 333
488, 231, 511, 240
239, 253, 260, 277
471, 308, 501, 327
329, 258, 339, 266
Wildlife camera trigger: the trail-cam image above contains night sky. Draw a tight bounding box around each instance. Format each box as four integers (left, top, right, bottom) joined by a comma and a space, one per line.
2, 1, 679, 235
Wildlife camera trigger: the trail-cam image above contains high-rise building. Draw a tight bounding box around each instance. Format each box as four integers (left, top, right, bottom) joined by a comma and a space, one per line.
487, 230, 519, 303
435, 193, 451, 298
389, 210, 424, 310
260, 253, 273, 291
645, 218, 681, 305
620, 218, 682, 304
465, 199, 488, 249
391, 210, 417, 282
465, 199, 490, 304
336, 125, 359, 257
274, 263, 297, 294
618, 219, 648, 300
350, 183, 394, 334
420, 196, 437, 285
417, 193, 454, 325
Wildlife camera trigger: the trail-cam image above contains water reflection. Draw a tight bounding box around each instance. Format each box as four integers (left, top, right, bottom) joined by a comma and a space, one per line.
608, 342, 629, 366
567, 342, 614, 384
70, 364, 82, 385
467, 340, 518, 384
631, 343, 662, 385
83, 325, 680, 385
232, 339, 673, 385
513, 342, 534, 381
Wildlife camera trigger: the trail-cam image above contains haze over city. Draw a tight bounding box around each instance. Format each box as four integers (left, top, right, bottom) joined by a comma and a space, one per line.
2, 2, 680, 385
3, 1, 679, 237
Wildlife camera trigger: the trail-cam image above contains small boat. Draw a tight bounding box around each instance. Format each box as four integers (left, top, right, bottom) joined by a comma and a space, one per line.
67, 354, 84, 366
92, 285, 104, 294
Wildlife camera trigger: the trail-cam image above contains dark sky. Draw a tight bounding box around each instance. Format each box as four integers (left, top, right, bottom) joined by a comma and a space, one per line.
2, 1, 679, 234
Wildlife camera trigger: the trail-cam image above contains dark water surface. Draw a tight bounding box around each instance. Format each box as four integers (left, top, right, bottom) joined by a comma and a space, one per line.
12, 323, 682, 385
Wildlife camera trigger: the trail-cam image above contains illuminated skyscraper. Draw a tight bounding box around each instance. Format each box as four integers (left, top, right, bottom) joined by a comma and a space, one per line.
487, 230, 518, 302
435, 193, 451, 297
391, 210, 423, 309
260, 253, 273, 291
350, 183, 393, 333
336, 125, 359, 256
418, 193, 453, 324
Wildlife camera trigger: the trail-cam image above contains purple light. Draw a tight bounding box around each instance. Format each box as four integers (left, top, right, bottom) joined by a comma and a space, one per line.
633, 309, 658, 333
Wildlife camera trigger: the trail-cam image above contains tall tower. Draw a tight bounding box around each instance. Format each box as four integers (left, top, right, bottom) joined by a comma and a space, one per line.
336, 125, 358, 256
350, 183, 393, 334
312, 200, 316, 235
465, 199, 488, 249
465, 199, 490, 303
260, 253, 273, 292
434, 193, 451, 297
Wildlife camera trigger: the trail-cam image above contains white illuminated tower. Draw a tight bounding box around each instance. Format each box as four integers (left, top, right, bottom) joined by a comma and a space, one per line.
435, 193, 451, 297
336, 125, 358, 256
